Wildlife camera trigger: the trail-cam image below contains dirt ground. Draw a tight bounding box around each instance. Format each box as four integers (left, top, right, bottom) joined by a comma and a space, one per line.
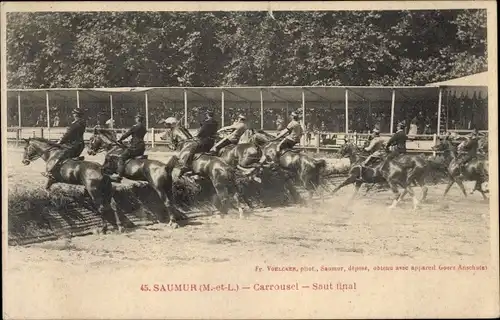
4, 148, 492, 317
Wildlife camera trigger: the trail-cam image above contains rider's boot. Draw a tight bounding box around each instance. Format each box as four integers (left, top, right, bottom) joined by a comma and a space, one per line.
111, 160, 125, 182
41, 171, 56, 190
42, 159, 59, 189
178, 166, 193, 178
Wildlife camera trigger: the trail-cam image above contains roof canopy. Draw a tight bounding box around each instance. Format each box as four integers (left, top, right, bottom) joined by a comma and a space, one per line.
426, 71, 489, 98
427, 71, 489, 87
7, 86, 442, 103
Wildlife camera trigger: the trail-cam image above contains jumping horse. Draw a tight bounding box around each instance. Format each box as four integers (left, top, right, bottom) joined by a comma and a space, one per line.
88, 129, 182, 228
332, 143, 420, 210
337, 141, 430, 202
21, 137, 122, 233
238, 129, 327, 202
432, 139, 489, 200
162, 126, 260, 218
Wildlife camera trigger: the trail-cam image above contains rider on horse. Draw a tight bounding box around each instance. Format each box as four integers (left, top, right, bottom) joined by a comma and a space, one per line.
385, 122, 407, 158
273, 111, 304, 161
43, 108, 86, 181
457, 128, 480, 168
178, 110, 219, 177
361, 128, 386, 166
112, 113, 147, 180
210, 114, 248, 155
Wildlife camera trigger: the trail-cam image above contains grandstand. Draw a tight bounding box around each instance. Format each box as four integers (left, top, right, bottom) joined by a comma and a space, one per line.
6, 84, 488, 152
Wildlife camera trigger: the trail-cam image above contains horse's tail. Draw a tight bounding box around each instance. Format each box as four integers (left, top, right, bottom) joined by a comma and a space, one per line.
311, 159, 327, 186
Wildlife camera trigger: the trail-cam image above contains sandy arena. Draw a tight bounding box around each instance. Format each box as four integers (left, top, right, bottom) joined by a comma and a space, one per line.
4, 147, 492, 318
6, 146, 490, 261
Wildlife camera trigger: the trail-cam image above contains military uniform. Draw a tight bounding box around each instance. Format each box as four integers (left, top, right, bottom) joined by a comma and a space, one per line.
45, 109, 86, 176
458, 133, 479, 167
116, 117, 147, 177
278, 116, 304, 152
180, 112, 218, 175
385, 127, 407, 157
211, 115, 248, 154
362, 130, 385, 166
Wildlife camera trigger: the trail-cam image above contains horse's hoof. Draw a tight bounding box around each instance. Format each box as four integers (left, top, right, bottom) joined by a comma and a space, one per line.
168, 221, 180, 229
238, 208, 245, 219
117, 226, 125, 233
214, 214, 224, 219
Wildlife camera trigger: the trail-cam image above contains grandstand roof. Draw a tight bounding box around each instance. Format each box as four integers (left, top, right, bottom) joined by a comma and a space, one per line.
7, 86, 441, 103
426, 71, 489, 87
426, 71, 489, 98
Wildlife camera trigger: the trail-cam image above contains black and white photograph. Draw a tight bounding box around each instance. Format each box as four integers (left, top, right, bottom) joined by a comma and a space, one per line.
2, 2, 498, 319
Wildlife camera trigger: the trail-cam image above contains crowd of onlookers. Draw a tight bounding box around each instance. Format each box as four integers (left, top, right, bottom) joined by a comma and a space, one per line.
7, 96, 488, 138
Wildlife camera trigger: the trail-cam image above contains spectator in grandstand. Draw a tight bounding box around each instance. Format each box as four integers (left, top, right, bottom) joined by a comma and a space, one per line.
52, 114, 60, 127
36, 110, 46, 127
408, 116, 418, 137
276, 115, 285, 131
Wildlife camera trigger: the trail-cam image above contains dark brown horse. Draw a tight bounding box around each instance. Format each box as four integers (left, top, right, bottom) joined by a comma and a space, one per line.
87, 129, 182, 228
162, 126, 260, 218
21, 137, 122, 233
432, 139, 489, 200
337, 142, 430, 201
332, 143, 420, 209
239, 129, 327, 201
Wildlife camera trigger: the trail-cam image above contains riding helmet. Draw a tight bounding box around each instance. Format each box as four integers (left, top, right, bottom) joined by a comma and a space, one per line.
72, 108, 84, 116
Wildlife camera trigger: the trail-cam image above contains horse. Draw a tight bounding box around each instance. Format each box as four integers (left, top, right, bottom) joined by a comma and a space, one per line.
239, 129, 327, 202
337, 141, 430, 202
21, 137, 122, 234
213, 131, 264, 168
161, 125, 261, 218
332, 143, 420, 210
432, 139, 489, 200
87, 129, 182, 228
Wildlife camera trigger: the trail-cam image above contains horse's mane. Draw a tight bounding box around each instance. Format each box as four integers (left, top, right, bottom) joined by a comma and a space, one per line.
172, 125, 193, 140
28, 137, 60, 147
255, 129, 277, 140
97, 129, 116, 141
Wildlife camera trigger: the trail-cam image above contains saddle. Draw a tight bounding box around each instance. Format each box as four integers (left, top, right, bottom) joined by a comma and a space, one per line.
278, 148, 301, 157
124, 155, 148, 164
61, 156, 85, 164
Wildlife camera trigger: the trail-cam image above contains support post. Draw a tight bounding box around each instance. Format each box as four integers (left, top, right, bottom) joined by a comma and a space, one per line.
151, 127, 155, 148
432, 133, 437, 157
368, 100, 372, 130
109, 94, 114, 129
145, 92, 149, 130
221, 90, 225, 127
437, 88, 443, 135
445, 90, 449, 132
184, 89, 188, 127
260, 89, 264, 130
45, 91, 50, 139
302, 89, 306, 146
345, 88, 349, 134
76, 90, 80, 109
17, 91, 22, 128
390, 89, 396, 134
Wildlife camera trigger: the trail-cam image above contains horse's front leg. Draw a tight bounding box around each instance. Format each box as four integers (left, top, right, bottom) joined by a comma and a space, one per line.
332, 174, 358, 195
473, 180, 489, 201
232, 192, 246, 219
387, 180, 401, 209
153, 185, 179, 228
454, 177, 468, 198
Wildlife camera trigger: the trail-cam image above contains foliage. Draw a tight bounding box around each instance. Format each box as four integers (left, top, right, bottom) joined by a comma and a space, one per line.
7, 10, 487, 89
